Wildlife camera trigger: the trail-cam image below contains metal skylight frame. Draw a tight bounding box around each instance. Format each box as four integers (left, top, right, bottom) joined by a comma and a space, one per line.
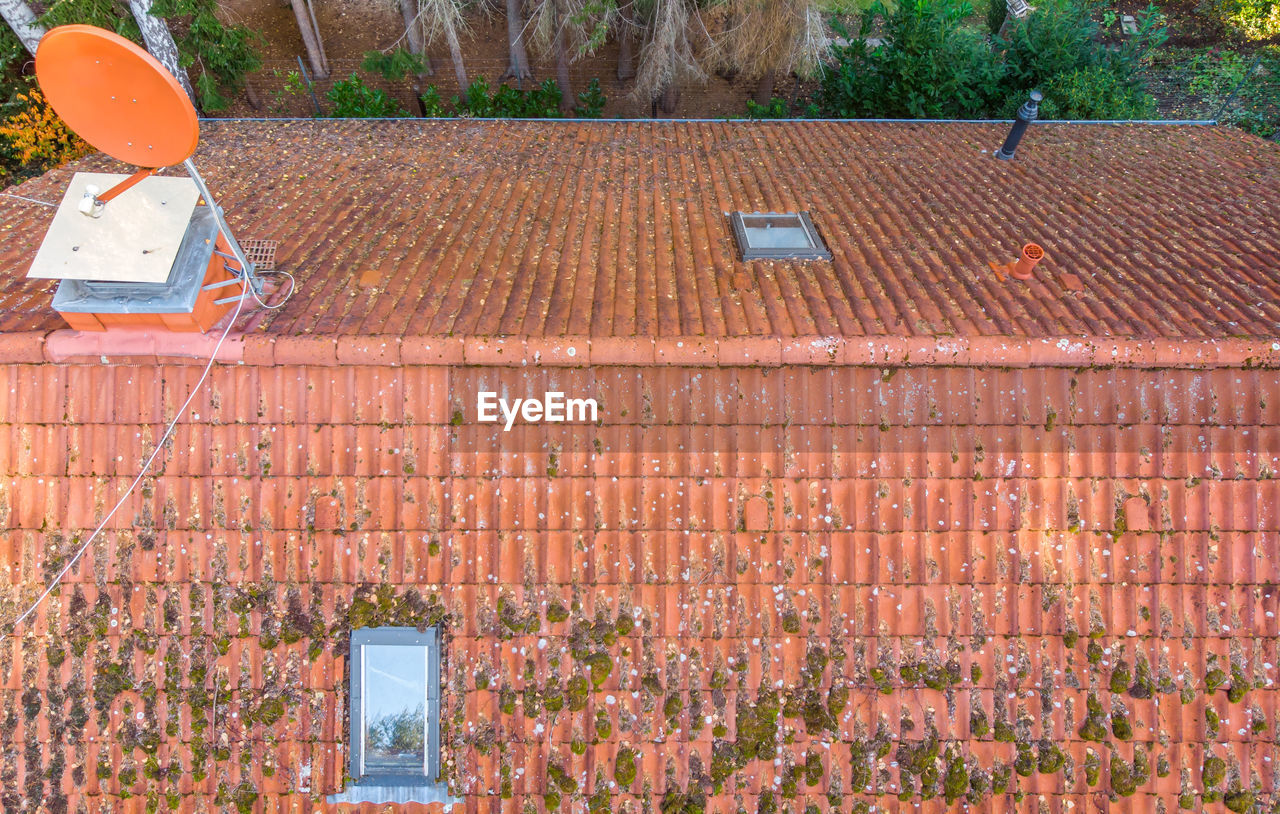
348, 626, 442, 786
729, 211, 832, 261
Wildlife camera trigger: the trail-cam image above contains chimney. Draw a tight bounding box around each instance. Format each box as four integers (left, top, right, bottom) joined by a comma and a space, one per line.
997, 90, 1043, 161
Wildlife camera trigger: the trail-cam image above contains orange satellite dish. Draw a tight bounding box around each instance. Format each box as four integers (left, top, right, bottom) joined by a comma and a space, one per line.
35, 24, 199, 168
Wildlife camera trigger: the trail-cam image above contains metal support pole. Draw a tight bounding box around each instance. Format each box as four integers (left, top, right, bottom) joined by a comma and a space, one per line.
298, 55, 322, 116
184, 157, 264, 297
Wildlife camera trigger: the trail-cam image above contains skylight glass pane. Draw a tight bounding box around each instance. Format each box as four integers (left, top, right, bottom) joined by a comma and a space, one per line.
742, 220, 815, 249
730, 212, 830, 260
362, 644, 427, 775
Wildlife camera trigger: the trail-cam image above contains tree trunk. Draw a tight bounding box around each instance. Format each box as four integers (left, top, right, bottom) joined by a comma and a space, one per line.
398, 0, 426, 58
397, 0, 432, 111
305, 0, 330, 75
128, 0, 199, 107
616, 25, 634, 81
659, 83, 679, 116
502, 0, 531, 85
0, 0, 45, 57
753, 69, 776, 107
290, 0, 329, 79
553, 0, 572, 112
244, 79, 262, 110
446, 26, 467, 89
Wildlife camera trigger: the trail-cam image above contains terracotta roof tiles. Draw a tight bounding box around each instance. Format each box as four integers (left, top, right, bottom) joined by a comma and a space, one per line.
0, 360, 1276, 811
2, 120, 1280, 812
0, 120, 1278, 341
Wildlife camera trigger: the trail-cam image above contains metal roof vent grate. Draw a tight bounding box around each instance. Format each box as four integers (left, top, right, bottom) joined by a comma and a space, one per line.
240, 239, 278, 271
729, 211, 831, 261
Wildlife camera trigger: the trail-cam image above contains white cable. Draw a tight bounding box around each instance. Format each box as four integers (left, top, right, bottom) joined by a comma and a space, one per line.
2, 284, 248, 634
0, 191, 57, 207
247, 267, 297, 310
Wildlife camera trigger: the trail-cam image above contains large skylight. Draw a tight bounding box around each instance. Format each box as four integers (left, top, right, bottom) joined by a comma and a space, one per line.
729, 211, 832, 261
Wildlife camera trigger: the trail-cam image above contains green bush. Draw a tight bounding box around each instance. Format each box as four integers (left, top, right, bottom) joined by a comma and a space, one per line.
1, 26, 23, 118
987, 0, 1008, 34
1215, 0, 1280, 38
747, 97, 791, 118
1038, 65, 1155, 118
148, 0, 262, 111
362, 48, 429, 82
819, 1, 1004, 118
818, 0, 1166, 120
1189, 46, 1280, 137
420, 86, 448, 116
574, 78, 608, 118
37, 0, 136, 35
452, 76, 563, 117
417, 76, 606, 119
326, 74, 409, 118
997, 0, 1164, 116
456, 76, 498, 116
745, 97, 821, 118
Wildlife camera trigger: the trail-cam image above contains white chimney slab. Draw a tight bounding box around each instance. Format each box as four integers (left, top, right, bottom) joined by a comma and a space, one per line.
26, 172, 201, 284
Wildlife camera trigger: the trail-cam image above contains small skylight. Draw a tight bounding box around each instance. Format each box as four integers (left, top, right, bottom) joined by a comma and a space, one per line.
729, 211, 831, 261
331, 626, 450, 804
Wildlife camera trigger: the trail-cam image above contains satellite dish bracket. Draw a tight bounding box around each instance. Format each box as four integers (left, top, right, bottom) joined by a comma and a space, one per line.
183, 157, 265, 298
79, 167, 159, 217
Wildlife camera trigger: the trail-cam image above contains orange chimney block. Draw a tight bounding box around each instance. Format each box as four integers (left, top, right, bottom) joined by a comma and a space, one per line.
54, 232, 241, 333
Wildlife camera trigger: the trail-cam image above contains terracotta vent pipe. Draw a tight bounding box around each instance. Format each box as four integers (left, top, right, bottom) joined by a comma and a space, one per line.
989, 243, 1046, 281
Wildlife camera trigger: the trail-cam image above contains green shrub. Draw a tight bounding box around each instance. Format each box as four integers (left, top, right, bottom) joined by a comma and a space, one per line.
420, 87, 448, 117
1038, 66, 1155, 118
362, 48, 429, 82
457, 76, 498, 116
326, 74, 408, 118
747, 97, 791, 118
30, 0, 257, 112
1215, 0, 1280, 38
819, 0, 1166, 121
453, 77, 564, 118
574, 78, 607, 118
997, 0, 1164, 117
37, 0, 137, 35
149, 0, 262, 111
987, 0, 1008, 34
417, 76, 605, 119
819, 0, 1004, 118
1189, 46, 1280, 138
999, 0, 1108, 94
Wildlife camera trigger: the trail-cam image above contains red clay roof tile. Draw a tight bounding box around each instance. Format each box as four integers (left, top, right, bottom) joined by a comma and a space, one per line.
3, 119, 1280, 813
0, 361, 1275, 810
2, 121, 1279, 341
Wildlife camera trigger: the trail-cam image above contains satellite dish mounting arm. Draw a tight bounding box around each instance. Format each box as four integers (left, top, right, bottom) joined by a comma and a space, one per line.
79, 167, 158, 216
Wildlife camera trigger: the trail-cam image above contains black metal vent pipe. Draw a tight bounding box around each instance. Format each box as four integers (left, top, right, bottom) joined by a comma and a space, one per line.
997, 90, 1043, 161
